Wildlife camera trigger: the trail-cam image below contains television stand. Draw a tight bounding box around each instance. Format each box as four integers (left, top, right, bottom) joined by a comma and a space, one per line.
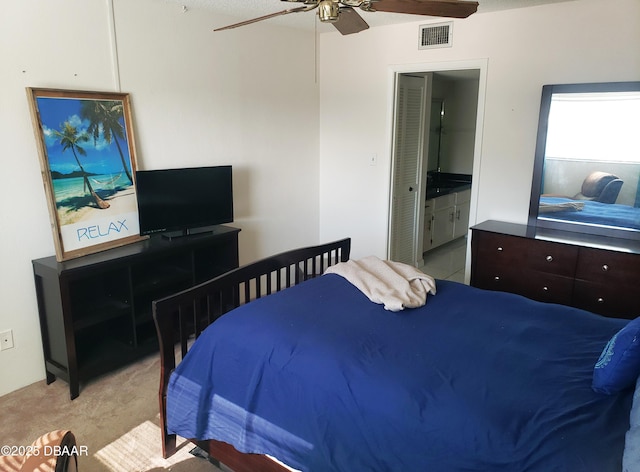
32, 225, 240, 399
161, 225, 223, 241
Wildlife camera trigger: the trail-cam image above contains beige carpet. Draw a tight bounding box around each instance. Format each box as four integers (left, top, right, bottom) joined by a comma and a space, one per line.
0, 352, 224, 471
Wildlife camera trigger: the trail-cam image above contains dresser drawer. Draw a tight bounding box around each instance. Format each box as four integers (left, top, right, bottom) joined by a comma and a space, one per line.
526, 240, 578, 277
576, 247, 640, 287
472, 269, 523, 294
471, 231, 528, 294
473, 231, 528, 266
520, 271, 575, 305
472, 268, 573, 304
573, 280, 637, 319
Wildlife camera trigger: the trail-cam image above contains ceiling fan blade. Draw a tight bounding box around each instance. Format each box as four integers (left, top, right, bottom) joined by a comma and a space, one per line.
372, 0, 478, 19
214, 5, 314, 31
333, 7, 370, 35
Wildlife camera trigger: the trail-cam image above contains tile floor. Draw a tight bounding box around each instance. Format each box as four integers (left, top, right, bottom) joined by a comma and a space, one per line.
420, 236, 468, 284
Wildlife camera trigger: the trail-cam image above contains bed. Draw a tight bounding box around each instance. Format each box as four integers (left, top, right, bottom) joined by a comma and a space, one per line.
153, 238, 640, 472
539, 196, 640, 230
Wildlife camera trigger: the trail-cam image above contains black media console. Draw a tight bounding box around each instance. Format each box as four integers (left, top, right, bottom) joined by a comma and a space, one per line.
32, 225, 240, 399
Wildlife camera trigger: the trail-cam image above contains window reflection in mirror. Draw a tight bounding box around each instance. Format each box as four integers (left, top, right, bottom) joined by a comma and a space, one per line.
529, 82, 640, 240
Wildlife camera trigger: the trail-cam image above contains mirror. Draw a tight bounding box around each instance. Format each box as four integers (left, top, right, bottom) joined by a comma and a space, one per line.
529, 81, 640, 241
427, 99, 444, 173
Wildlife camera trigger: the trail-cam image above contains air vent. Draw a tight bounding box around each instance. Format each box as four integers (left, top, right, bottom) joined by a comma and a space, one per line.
419, 21, 453, 50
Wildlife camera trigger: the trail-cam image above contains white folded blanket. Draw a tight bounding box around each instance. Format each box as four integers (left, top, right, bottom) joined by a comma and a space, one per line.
324, 256, 437, 312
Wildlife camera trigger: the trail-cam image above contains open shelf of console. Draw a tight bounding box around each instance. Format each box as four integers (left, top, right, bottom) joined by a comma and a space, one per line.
32, 225, 240, 399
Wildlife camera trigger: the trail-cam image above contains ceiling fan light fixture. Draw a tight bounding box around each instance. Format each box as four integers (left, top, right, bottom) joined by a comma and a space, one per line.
318, 0, 340, 22
215, 0, 477, 35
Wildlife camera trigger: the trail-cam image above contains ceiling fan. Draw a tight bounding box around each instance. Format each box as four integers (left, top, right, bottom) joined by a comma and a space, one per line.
214, 0, 479, 36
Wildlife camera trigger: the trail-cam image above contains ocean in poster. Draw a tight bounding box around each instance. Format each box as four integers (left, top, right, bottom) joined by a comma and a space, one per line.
51, 172, 140, 250
52, 172, 130, 202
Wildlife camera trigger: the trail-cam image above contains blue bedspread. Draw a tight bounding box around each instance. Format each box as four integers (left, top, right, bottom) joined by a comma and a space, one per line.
167, 275, 633, 472
540, 196, 640, 230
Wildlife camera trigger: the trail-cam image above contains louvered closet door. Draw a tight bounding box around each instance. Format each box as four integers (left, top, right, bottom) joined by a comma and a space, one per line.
390, 74, 429, 265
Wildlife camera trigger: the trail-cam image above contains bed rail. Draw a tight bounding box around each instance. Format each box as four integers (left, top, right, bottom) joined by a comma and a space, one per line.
153, 238, 351, 462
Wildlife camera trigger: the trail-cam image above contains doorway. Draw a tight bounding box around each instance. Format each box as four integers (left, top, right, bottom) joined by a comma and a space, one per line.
387, 61, 487, 282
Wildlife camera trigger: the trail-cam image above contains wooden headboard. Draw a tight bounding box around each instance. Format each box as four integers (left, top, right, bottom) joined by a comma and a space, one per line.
152, 237, 351, 465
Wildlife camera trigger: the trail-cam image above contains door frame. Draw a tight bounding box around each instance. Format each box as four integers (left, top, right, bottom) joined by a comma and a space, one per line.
386, 59, 488, 281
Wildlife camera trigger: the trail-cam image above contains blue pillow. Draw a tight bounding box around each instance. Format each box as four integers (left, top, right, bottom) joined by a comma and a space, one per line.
623, 376, 640, 471
593, 317, 640, 395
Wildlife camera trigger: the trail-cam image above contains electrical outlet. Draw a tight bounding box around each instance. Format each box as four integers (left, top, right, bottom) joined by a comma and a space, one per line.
0, 329, 14, 351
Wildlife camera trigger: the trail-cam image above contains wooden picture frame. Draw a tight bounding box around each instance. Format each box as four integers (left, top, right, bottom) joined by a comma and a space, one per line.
27, 88, 145, 261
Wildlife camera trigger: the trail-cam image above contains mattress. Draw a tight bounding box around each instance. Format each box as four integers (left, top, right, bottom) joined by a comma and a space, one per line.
167, 275, 633, 471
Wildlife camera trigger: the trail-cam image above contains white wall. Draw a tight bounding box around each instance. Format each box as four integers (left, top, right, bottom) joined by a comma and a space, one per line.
318, 0, 640, 259
0, 0, 318, 396
2, 0, 639, 398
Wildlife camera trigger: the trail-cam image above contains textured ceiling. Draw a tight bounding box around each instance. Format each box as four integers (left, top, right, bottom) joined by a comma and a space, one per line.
161, 0, 579, 31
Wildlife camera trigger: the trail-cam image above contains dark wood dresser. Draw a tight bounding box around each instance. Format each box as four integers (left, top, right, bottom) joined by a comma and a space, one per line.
470, 220, 640, 320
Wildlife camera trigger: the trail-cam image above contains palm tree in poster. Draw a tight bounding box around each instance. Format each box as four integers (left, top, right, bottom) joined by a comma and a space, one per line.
80, 99, 133, 184
52, 121, 110, 209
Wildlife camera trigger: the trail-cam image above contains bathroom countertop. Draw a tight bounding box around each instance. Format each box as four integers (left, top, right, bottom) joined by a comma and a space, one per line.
426, 182, 471, 201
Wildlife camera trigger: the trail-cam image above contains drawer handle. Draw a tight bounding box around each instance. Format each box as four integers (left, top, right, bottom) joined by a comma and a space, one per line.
597, 297, 605, 304
546, 255, 553, 262
543, 286, 549, 292
602, 264, 609, 272
497, 247, 503, 252
494, 276, 500, 281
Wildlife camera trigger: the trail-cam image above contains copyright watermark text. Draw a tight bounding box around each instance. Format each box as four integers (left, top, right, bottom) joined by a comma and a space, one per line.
1, 444, 88, 457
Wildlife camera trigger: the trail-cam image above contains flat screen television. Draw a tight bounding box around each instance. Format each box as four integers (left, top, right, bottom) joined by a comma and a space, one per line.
136, 165, 233, 238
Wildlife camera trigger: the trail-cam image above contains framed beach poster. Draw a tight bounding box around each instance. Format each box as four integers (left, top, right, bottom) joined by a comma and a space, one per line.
27, 88, 145, 261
